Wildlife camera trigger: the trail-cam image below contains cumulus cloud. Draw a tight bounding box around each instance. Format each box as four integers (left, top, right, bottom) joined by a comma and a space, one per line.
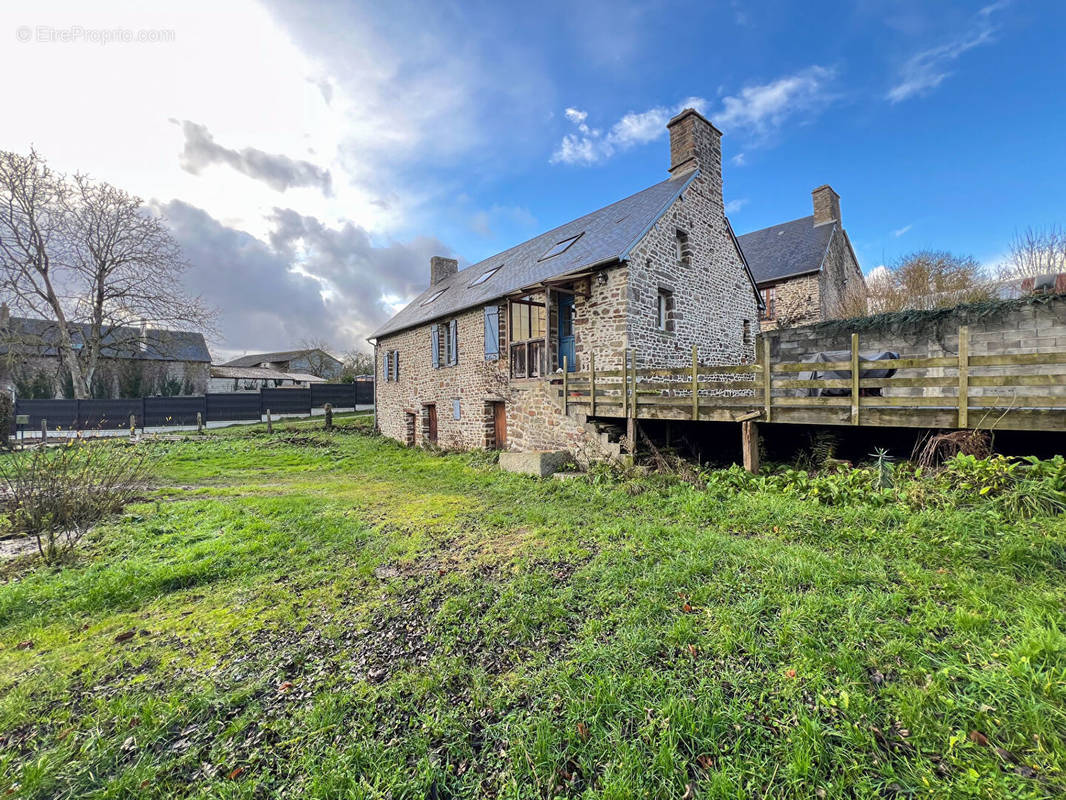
551, 66, 836, 166
724, 198, 749, 215
159, 199, 452, 355
886, 2, 1009, 103
174, 119, 333, 195
551, 97, 710, 166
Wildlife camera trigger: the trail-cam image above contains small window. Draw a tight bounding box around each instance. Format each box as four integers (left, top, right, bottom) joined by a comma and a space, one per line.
656, 289, 675, 332
743, 319, 752, 347
539, 233, 583, 261
421, 288, 446, 306
469, 266, 501, 287
453, 399, 461, 420
760, 287, 776, 321
445, 319, 458, 366
675, 230, 689, 264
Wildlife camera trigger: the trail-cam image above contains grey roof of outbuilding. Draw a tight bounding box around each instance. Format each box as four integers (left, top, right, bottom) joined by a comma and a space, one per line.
1, 316, 211, 362
221, 348, 340, 368
370, 171, 700, 340
736, 215, 836, 286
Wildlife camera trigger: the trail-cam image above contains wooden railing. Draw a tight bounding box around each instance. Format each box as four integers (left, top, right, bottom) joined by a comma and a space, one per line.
554, 326, 1066, 431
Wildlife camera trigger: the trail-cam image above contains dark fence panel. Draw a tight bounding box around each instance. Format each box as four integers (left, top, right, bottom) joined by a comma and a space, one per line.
310, 383, 356, 407
14, 399, 77, 431
260, 387, 311, 415
206, 393, 261, 423
355, 379, 374, 405
145, 396, 208, 427
78, 399, 143, 430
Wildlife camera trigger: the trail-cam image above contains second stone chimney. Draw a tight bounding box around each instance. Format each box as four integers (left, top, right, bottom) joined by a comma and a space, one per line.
430, 256, 458, 285
812, 185, 841, 226
666, 108, 722, 177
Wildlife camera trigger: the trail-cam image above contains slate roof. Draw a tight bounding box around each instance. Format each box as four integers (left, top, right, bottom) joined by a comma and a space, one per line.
736, 216, 836, 286
222, 348, 341, 368
370, 171, 700, 339
2, 316, 211, 362
210, 365, 328, 382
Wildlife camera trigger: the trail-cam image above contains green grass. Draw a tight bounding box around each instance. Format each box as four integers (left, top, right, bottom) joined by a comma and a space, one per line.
1, 415, 1064, 798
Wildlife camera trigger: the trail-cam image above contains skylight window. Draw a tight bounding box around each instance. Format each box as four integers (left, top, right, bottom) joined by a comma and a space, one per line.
539, 233, 583, 261
420, 288, 447, 306
469, 265, 501, 287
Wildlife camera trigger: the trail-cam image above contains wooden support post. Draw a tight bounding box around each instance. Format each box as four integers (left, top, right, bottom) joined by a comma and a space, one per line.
762, 337, 772, 423
589, 353, 597, 417
266, 409, 273, 434
742, 420, 760, 474
626, 348, 636, 452
621, 349, 629, 420
324, 403, 333, 430
850, 332, 860, 426
129, 414, 136, 435
196, 411, 203, 434
562, 356, 568, 414
40, 419, 47, 445
691, 344, 699, 421
958, 325, 969, 428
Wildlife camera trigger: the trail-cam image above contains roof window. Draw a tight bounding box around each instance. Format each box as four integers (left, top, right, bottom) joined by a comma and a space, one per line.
469, 265, 501, 286
420, 288, 447, 306
539, 233, 583, 261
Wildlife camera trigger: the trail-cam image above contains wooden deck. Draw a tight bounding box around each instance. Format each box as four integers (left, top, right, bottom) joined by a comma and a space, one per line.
554, 326, 1066, 433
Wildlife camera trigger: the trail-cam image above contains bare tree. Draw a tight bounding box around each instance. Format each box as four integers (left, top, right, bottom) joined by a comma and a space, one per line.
0, 149, 213, 398
296, 337, 341, 378
865, 250, 996, 314
340, 348, 373, 380
999, 226, 1066, 281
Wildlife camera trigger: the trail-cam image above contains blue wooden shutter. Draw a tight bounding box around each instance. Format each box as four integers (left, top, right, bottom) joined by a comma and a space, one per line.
484, 305, 499, 361
448, 319, 458, 366
393, 350, 399, 380
431, 324, 440, 369
383, 350, 391, 381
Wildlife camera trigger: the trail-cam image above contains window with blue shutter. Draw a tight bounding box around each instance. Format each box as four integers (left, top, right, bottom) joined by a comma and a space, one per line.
393, 350, 399, 380
383, 350, 392, 381
484, 305, 499, 360
431, 324, 440, 369
447, 319, 458, 366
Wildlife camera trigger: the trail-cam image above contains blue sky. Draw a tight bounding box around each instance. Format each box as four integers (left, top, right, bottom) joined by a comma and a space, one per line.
2, 0, 1064, 355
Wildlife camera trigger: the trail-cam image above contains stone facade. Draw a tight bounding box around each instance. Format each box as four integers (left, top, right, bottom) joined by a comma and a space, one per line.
373, 108, 758, 459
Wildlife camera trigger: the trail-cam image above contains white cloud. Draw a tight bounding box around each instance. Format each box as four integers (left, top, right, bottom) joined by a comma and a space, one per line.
886, 2, 1009, 103
867, 265, 890, 283
550, 67, 835, 166
731, 153, 747, 167
893, 224, 913, 238
716, 66, 836, 139
725, 198, 749, 215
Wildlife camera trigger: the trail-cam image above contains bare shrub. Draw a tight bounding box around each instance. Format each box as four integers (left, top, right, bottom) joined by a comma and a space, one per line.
0, 440, 154, 561
913, 430, 992, 470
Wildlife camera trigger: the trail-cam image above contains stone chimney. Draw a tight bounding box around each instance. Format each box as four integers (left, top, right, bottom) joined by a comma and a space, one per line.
812, 185, 841, 226
666, 108, 722, 177
430, 256, 458, 285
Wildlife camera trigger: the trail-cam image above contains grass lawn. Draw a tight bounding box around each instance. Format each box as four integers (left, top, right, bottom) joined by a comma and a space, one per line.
1, 415, 1064, 798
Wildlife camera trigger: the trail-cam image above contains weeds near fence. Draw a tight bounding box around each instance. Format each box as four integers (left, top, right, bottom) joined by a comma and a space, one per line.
0, 441, 155, 562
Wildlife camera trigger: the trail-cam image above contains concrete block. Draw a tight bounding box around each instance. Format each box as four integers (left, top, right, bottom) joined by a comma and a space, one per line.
499, 450, 571, 478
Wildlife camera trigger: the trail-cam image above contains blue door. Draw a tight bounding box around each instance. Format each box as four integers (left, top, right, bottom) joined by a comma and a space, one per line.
558, 294, 576, 371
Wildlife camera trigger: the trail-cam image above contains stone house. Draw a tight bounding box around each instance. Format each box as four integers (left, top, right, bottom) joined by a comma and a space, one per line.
369, 109, 762, 456
1, 312, 210, 398
737, 185, 866, 331
221, 348, 343, 380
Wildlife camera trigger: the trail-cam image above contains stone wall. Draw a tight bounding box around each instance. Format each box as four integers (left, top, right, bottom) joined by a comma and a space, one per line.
626, 172, 758, 368
764, 295, 1066, 399
819, 226, 865, 321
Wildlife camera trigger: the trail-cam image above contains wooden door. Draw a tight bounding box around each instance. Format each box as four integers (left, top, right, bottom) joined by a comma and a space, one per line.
492, 402, 507, 449
426, 404, 437, 444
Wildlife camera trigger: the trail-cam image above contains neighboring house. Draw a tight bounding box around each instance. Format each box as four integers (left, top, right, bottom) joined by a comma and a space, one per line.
369, 108, 761, 455
737, 186, 866, 331
1, 309, 210, 398
221, 348, 342, 379
208, 365, 328, 392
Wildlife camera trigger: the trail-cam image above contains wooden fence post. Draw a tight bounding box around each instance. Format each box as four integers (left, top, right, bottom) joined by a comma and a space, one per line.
562, 356, 568, 414
324, 403, 333, 430
691, 345, 699, 421
129, 414, 136, 435
41, 419, 47, 445
589, 353, 597, 417
958, 325, 969, 428
850, 332, 860, 426
742, 420, 760, 474
266, 409, 273, 434
196, 411, 203, 434
762, 337, 772, 423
